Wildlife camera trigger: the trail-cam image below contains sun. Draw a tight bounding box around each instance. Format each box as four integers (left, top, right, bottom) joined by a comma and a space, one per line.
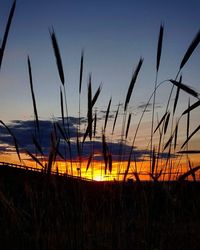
93, 175, 104, 181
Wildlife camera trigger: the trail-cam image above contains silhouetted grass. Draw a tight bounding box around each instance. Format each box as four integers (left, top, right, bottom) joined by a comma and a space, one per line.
0, 2, 200, 249
0, 0, 16, 69
0, 165, 200, 249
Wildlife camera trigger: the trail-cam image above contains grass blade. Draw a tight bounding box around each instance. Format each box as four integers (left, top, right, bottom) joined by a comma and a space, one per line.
133, 172, 140, 182
57, 122, 67, 141
0, 120, 21, 161
55, 122, 72, 161
104, 98, 112, 132
50, 29, 65, 85
181, 124, 200, 149
102, 133, 108, 174
82, 124, 90, 144
186, 98, 190, 140
151, 147, 156, 178
27, 56, 40, 135
82, 118, 94, 144
124, 58, 143, 111
87, 75, 92, 140
25, 149, 44, 169
86, 153, 93, 172
178, 165, 200, 181
170, 80, 199, 99
92, 84, 102, 107
156, 24, 164, 72
125, 113, 132, 139
79, 50, 84, 94
163, 134, 174, 151
180, 30, 200, 70
154, 111, 168, 134
94, 111, 97, 137
47, 135, 60, 175
174, 121, 179, 150
32, 135, 44, 156
173, 86, 180, 115
47, 149, 54, 175
76, 131, 81, 158
0, 1, 16, 69
123, 153, 131, 182
182, 100, 200, 115
173, 76, 182, 115
60, 87, 65, 127
53, 122, 58, 143
188, 159, 196, 181
56, 147, 65, 160
112, 103, 120, 135
164, 112, 170, 134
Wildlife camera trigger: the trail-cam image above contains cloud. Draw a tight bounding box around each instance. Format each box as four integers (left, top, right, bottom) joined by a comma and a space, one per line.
57, 116, 87, 125
96, 110, 115, 120
137, 103, 152, 110
49, 139, 173, 162
137, 103, 162, 111
0, 118, 79, 154
0, 117, 174, 162
0, 145, 9, 152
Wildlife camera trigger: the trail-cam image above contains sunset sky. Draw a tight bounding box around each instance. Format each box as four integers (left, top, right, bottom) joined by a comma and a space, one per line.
0, 0, 200, 180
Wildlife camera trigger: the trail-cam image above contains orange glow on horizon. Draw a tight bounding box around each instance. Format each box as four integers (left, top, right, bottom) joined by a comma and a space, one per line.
0, 151, 200, 181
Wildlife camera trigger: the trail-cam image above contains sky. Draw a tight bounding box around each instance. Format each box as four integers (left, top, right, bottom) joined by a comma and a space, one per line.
0, 0, 200, 179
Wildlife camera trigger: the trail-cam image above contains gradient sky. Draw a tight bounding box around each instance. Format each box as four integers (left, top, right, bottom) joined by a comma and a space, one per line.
0, 0, 200, 120
0, 0, 200, 173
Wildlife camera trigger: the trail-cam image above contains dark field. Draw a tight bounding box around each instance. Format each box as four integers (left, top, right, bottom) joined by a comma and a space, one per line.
0, 165, 200, 250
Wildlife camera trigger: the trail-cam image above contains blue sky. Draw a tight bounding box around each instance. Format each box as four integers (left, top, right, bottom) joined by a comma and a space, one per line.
0, 0, 200, 121
0, 0, 200, 158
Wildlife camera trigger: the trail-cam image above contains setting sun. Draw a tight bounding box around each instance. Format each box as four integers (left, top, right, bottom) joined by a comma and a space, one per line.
93, 175, 104, 181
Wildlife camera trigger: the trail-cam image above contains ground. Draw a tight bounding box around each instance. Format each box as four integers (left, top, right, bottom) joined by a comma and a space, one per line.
0, 165, 200, 250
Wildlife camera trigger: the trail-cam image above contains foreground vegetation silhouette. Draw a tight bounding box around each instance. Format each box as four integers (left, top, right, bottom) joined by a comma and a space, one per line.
0, 1, 200, 249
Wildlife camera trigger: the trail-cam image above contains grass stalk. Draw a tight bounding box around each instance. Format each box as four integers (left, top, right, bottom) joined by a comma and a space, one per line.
0, 0, 16, 70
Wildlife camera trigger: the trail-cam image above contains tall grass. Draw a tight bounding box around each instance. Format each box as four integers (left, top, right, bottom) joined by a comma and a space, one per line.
0, 0, 16, 70
0, 1, 200, 182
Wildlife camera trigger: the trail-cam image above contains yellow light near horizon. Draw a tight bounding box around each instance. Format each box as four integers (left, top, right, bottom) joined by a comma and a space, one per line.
93, 175, 104, 181
1, 151, 200, 181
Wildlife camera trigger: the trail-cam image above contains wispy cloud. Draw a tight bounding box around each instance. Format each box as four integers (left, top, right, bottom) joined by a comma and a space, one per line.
0, 145, 9, 152
137, 103, 162, 111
